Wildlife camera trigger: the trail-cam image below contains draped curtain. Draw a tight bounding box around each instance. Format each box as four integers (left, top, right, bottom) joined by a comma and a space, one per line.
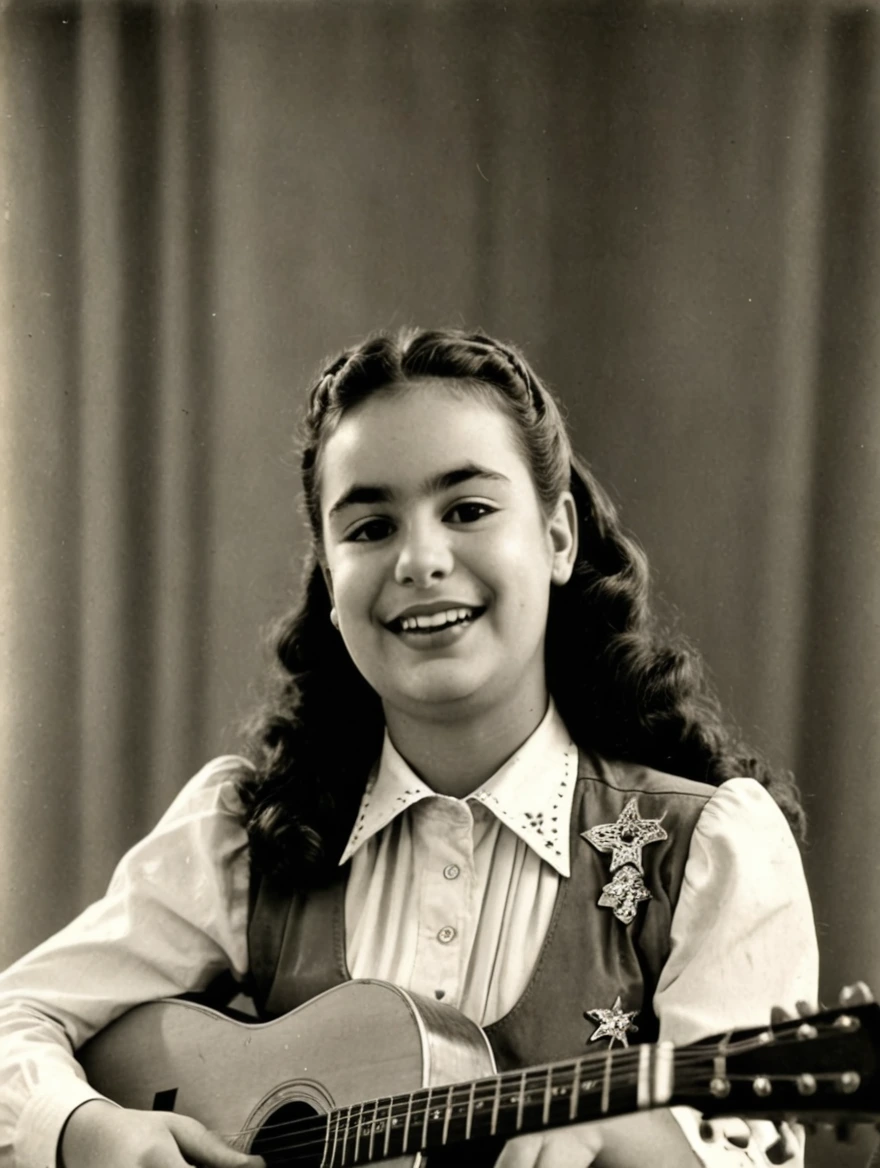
2, 4, 879, 1160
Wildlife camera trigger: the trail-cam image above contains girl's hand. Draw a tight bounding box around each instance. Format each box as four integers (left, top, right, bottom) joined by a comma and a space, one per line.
493, 1109, 703, 1167
698, 1116, 800, 1164
491, 1123, 603, 1167
697, 985, 877, 1164
60, 1099, 265, 1168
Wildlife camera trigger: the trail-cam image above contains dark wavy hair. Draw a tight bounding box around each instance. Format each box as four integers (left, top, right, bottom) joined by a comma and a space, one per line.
238, 328, 805, 888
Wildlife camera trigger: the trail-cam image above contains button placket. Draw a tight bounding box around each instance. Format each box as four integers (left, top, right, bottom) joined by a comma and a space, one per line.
410, 798, 474, 1006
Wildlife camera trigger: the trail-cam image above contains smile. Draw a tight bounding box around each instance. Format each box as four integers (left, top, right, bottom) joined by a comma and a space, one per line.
388, 606, 485, 635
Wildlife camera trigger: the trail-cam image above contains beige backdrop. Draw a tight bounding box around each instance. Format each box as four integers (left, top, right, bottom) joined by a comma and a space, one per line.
2, 3, 880, 1163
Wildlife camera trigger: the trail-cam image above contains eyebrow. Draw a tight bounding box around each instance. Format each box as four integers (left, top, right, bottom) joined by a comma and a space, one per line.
328, 463, 510, 518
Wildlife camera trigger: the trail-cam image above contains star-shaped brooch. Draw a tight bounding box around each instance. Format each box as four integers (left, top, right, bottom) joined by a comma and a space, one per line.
598, 865, 652, 924
582, 797, 667, 874
585, 996, 639, 1048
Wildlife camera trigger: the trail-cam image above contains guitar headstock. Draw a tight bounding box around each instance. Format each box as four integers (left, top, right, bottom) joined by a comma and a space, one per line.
674, 1001, 880, 1123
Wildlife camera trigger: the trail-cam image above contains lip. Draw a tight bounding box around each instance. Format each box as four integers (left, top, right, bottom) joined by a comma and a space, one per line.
386, 599, 484, 625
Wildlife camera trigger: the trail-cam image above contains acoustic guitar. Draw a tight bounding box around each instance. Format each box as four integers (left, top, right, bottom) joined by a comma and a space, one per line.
78, 979, 880, 1167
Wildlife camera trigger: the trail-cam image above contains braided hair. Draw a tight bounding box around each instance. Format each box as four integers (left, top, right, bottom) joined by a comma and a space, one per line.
238, 328, 805, 888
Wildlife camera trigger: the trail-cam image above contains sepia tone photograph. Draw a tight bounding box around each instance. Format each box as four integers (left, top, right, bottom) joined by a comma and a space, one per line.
1, 2, 879, 1166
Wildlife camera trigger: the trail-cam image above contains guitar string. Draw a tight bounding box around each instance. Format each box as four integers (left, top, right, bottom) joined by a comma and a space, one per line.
230, 1068, 848, 1163
235, 1076, 641, 1160
219, 1071, 827, 1155
217, 1028, 833, 1153
223, 1066, 832, 1165
222, 1072, 649, 1152
217, 1024, 822, 1144
219, 1056, 646, 1143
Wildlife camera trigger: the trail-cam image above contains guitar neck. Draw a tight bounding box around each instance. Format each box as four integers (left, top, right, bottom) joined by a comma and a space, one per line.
262, 1002, 880, 1166
316, 1046, 664, 1165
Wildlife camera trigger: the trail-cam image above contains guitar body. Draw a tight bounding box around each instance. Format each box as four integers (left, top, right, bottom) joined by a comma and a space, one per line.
79, 980, 498, 1167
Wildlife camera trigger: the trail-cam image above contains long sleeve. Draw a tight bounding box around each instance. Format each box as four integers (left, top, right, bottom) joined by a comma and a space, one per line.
0, 756, 252, 1168
654, 778, 819, 1166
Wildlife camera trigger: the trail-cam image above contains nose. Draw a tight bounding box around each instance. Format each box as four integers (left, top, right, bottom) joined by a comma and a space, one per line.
394, 518, 454, 587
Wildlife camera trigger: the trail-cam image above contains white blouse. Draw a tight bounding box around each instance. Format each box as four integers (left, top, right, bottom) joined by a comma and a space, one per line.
0, 703, 818, 1168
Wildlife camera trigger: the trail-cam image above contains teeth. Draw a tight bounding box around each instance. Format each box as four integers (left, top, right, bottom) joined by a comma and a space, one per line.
399, 607, 475, 632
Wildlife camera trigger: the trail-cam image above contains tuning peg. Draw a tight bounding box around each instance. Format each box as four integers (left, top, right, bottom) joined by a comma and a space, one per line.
839, 982, 875, 1006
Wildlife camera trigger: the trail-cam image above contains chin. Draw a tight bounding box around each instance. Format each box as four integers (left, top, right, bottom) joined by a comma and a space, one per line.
388, 668, 490, 713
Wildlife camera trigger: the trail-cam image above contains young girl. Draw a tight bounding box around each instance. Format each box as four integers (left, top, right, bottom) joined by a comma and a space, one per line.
0, 328, 817, 1168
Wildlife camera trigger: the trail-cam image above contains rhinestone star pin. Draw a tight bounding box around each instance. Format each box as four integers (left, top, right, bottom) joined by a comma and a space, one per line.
582, 797, 667, 874
585, 996, 639, 1048
598, 864, 652, 924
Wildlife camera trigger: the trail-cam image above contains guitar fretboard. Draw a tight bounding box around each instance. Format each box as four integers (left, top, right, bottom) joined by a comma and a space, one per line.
258, 1044, 671, 1166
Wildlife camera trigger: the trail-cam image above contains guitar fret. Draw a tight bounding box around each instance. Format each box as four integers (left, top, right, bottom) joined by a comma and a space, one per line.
490, 1075, 501, 1135
542, 1066, 553, 1127
319, 1110, 332, 1168
327, 1108, 339, 1168
473, 1076, 498, 1140
376, 1097, 393, 1161
422, 1085, 432, 1149
339, 1105, 351, 1167
442, 1084, 454, 1144
402, 1091, 414, 1154
570, 1059, 582, 1122
352, 1101, 363, 1164
382, 1097, 392, 1159
636, 1045, 651, 1110
338, 1109, 348, 1167
516, 1069, 527, 1131
392, 1096, 412, 1158
367, 1098, 378, 1162
601, 1049, 613, 1115
465, 1080, 476, 1141
329, 1107, 339, 1168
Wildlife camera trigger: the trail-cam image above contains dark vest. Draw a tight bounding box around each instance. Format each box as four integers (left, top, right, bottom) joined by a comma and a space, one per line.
248, 753, 715, 1070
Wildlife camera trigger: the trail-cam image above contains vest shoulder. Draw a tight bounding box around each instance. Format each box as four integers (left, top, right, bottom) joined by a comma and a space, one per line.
579, 753, 717, 801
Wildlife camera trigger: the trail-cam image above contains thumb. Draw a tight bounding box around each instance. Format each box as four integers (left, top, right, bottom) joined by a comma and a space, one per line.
165, 1113, 265, 1168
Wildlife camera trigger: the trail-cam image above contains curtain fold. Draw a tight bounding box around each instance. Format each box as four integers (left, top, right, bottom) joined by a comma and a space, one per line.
2, 1, 218, 931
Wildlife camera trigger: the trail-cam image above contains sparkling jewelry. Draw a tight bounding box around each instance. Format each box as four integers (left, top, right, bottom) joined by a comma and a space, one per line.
582, 797, 667, 874
598, 864, 652, 924
585, 995, 639, 1048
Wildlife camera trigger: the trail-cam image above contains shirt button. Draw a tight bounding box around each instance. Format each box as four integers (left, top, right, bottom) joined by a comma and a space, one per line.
443, 864, 460, 880
437, 926, 456, 944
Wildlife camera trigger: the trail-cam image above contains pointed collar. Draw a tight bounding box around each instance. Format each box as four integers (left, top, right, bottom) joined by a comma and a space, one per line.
339, 700, 578, 876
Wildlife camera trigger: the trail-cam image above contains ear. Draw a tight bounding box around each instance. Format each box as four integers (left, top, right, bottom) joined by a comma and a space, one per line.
547, 491, 578, 586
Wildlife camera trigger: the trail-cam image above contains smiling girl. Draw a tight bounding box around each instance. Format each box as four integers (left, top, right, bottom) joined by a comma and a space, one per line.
0, 329, 817, 1168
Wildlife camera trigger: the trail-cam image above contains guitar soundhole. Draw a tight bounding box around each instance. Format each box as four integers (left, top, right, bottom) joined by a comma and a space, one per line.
249, 1100, 325, 1167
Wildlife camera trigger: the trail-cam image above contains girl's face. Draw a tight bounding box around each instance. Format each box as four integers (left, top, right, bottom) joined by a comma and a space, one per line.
318, 381, 577, 724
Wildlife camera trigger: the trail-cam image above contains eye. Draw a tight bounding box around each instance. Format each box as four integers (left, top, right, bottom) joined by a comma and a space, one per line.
445, 501, 496, 524
347, 518, 394, 543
